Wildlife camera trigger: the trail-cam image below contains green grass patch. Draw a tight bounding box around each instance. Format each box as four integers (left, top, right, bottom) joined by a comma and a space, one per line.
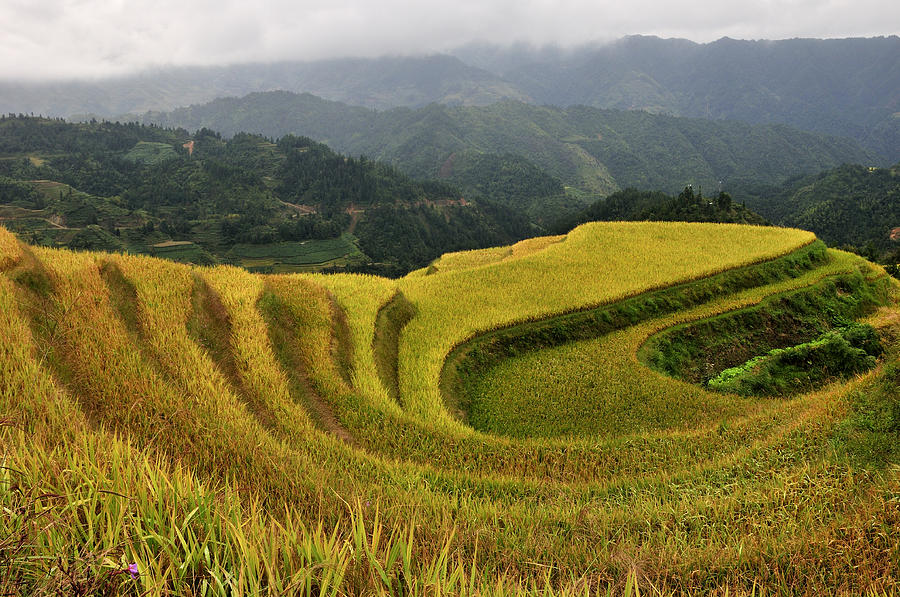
227, 234, 363, 271
146, 242, 217, 265
124, 141, 178, 165
708, 323, 883, 395
642, 270, 892, 387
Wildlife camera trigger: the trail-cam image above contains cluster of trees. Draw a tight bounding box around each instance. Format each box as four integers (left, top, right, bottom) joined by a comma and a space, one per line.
356, 201, 532, 274
0, 176, 42, 207
275, 135, 459, 215
435, 151, 585, 225
0, 114, 182, 154
740, 163, 900, 265
555, 187, 768, 233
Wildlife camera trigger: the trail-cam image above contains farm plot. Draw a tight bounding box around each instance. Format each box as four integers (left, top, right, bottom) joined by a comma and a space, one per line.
226, 233, 365, 272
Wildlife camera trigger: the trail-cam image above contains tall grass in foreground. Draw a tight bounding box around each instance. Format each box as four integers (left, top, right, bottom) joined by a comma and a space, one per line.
2, 223, 899, 594
5, 427, 896, 596
1, 428, 479, 596
3, 423, 646, 596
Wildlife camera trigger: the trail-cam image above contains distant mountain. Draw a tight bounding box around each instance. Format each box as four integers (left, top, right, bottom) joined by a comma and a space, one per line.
742, 162, 900, 258
1, 36, 896, 160
0, 55, 527, 116
453, 36, 900, 162
128, 91, 877, 201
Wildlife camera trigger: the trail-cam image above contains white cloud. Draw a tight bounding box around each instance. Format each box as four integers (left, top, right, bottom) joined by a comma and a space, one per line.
0, 0, 897, 79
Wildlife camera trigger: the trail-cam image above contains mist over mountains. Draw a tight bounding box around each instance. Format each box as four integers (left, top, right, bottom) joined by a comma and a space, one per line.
2, 36, 898, 161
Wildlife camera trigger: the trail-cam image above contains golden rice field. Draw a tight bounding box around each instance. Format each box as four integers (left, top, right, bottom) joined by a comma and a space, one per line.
1, 221, 898, 596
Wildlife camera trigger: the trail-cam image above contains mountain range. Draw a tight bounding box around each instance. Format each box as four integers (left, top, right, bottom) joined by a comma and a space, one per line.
124, 91, 878, 202
1, 36, 897, 161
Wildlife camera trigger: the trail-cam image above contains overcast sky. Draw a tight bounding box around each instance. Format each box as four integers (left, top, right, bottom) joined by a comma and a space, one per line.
1, 0, 898, 80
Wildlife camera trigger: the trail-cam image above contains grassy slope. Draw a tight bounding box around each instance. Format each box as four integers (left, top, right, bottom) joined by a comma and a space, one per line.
398, 222, 815, 424
2, 222, 899, 595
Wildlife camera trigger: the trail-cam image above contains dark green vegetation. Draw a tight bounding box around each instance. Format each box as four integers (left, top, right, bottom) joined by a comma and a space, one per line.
741, 162, 900, 265
555, 186, 768, 233
707, 323, 883, 396
434, 151, 584, 226
127, 91, 877, 201
3, 36, 897, 160
642, 271, 892, 392
0, 116, 532, 274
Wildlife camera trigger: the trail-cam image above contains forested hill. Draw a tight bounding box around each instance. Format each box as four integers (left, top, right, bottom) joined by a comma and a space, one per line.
0, 116, 531, 275
742, 162, 900, 261
125, 91, 877, 200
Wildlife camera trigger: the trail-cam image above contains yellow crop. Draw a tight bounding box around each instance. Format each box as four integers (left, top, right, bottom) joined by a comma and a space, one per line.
3, 221, 898, 595
0, 227, 21, 270
398, 222, 815, 423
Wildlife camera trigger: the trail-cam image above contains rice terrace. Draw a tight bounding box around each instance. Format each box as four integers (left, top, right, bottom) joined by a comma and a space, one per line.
2, 220, 899, 595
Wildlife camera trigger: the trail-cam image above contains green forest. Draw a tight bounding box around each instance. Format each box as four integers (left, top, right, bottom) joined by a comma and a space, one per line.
2, 114, 897, 278
127, 91, 877, 198
0, 116, 533, 274
741, 162, 900, 266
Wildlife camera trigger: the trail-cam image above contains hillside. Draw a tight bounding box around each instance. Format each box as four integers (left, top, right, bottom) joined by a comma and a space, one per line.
743, 162, 900, 259
0, 116, 532, 275
3, 221, 899, 594
2, 36, 896, 160
127, 91, 877, 199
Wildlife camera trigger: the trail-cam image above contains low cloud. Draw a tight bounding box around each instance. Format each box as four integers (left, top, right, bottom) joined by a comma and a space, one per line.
1, 0, 897, 79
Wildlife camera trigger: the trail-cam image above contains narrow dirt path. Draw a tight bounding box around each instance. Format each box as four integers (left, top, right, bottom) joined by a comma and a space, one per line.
345, 206, 362, 235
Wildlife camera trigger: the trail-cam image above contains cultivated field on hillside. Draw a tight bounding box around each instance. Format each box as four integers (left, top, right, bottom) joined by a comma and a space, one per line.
1, 222, 898, 595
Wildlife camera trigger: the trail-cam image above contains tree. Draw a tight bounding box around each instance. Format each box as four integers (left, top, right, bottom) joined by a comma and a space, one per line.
717, 192, 732, 210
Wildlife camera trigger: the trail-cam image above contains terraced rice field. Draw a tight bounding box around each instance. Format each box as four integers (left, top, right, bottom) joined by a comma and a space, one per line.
1, 221, 898, 595
226, 234, 365, 272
